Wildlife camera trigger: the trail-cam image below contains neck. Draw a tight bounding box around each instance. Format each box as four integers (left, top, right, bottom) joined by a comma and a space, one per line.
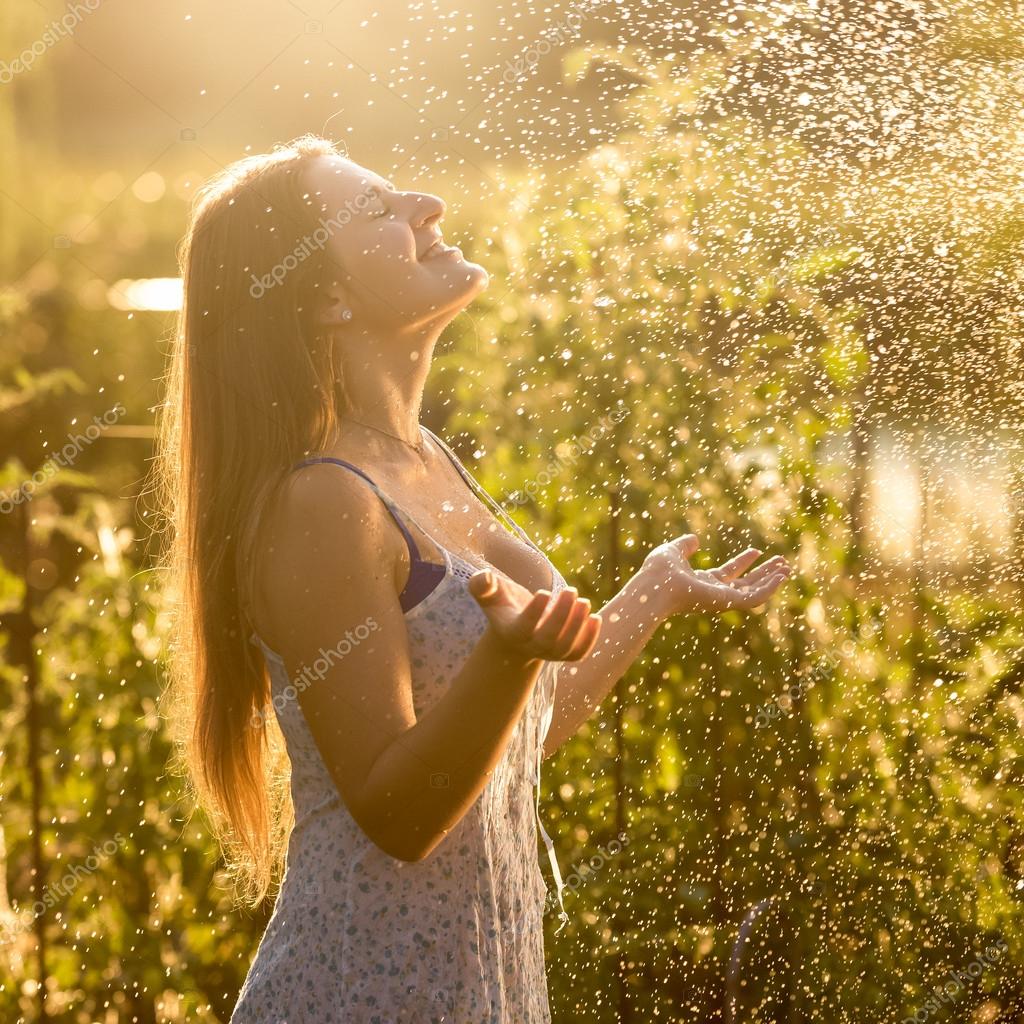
334, 320, 442, 442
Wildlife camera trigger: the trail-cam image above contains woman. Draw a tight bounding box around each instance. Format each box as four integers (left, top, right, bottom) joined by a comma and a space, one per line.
156, 133, 792, 1023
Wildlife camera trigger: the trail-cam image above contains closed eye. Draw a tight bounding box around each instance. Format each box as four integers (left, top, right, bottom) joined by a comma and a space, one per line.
366, 187, 389, 218
365, 180, 400, 219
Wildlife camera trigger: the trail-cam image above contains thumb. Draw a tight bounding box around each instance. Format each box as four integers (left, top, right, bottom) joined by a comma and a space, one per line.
468, 568, 503, 605
675, 534, 700, 558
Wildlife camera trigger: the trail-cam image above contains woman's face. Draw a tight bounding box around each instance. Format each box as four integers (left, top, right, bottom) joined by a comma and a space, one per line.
301, 154, 489, 333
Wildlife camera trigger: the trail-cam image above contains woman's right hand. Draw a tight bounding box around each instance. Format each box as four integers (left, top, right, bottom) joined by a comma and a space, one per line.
467, 569, 601, 663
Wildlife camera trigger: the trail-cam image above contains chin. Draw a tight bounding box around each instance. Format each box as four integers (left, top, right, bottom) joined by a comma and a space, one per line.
417, 270, 489, 325
461, 259, 490, 293
437, 259, 489, 306
410, 260, 490, 326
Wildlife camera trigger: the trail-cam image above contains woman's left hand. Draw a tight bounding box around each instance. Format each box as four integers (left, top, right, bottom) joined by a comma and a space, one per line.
638, 534, 793, 618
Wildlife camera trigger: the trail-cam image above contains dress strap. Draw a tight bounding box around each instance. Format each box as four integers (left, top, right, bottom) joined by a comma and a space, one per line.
420, 425, 545, 557
533, 663, 570, 933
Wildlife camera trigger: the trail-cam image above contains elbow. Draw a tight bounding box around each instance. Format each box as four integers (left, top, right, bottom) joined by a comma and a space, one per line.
350, 786, 443, 863
360, 816, 439, 863
388, 844, 430, 864
382, 827, 445, 863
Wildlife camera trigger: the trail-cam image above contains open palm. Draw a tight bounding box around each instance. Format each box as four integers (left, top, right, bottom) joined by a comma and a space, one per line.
467, 568, 601, 662
641, 534, 792, 617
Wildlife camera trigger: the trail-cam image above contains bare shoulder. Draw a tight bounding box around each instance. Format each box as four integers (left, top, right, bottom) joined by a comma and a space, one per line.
251, 462, 407, 651
267, 462, 398, 545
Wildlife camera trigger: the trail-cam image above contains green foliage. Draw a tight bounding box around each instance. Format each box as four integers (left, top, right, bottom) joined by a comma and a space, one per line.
430, 41, 1024, 1023
0, 342, 268, 1023
1, 13, 1023, 1024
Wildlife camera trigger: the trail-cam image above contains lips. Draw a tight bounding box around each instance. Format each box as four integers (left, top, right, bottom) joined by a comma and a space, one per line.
420, 237, 463, 261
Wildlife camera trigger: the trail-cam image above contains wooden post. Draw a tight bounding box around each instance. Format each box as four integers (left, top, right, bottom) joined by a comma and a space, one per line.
1010, 457, 1024, 598
909, 441, 927, 697
849, 400, 872, 569
607, 484, 630, 1024
7, 504, 49, 1022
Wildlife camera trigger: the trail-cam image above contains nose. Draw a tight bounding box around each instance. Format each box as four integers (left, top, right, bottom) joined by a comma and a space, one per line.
410, 191, 445, 229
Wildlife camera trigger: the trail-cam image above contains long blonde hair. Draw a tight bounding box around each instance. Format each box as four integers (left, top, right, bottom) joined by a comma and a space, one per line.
154, 134, 350, 906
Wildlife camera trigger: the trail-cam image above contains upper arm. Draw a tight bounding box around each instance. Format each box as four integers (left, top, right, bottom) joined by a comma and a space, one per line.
253, 466, 417, 852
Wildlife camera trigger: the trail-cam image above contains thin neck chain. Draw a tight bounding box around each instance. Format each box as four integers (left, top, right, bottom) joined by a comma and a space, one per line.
341, 415, 426, 456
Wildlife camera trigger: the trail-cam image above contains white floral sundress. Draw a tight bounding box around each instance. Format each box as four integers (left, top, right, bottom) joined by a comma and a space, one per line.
229, 427, 570, 1024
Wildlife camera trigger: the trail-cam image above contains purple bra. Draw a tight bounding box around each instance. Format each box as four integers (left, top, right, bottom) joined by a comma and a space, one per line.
291, 454, 450, 613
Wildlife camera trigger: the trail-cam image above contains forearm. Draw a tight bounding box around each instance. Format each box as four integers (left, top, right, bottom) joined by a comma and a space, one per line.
542, 569, 669, 758
360, 627, 545, 860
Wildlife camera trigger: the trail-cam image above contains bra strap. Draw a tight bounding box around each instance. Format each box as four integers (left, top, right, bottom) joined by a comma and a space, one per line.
293, 456, 426, 565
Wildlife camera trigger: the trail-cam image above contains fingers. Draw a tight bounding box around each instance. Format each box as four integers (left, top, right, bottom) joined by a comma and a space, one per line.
469, 569, 549, 623
531, 587, 600, 660
512, 588, 558, 636
547, 593, 601, 661
675, 534, 700, 558
713, 551, 793, 591
564, 613, 601, 660
532, 588, 583, 652
711, 547, 763, 581
469, 574, 601, 662
736, 554, 790, 586
734, 571, 789, 609
467, 569, 499, 602
545, 589, 594, 658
